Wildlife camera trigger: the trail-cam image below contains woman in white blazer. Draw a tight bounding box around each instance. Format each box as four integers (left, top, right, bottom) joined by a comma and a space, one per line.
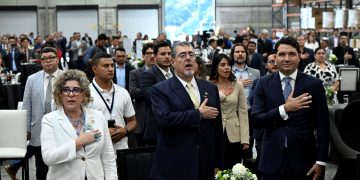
41, 70, 117, 180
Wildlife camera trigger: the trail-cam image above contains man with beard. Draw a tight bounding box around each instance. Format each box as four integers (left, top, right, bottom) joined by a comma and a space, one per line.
140, 41, 173, 146
333, 32, 359, 67
149, 41, 223, 179
129, 43, 156, 147
231, 44, 260, 160
247, 41, 265, 76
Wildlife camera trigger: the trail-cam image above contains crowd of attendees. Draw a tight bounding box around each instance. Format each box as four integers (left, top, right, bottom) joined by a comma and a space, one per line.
0, 27, 359, 179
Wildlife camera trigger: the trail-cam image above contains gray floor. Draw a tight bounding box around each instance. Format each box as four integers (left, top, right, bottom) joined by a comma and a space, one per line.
1, 157, 338, 180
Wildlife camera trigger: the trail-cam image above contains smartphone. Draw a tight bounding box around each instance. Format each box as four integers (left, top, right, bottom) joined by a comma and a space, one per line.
107, 119, 115, 128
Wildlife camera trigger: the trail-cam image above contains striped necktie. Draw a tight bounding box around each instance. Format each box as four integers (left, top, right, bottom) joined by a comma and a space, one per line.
44, 75, 53, 114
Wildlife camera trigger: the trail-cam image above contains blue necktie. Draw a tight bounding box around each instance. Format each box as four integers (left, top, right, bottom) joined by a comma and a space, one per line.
283, 77, 292, 101
11, 49, 17, 71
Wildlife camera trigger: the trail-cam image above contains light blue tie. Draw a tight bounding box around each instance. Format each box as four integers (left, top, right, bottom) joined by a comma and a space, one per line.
283, 77, 292, 101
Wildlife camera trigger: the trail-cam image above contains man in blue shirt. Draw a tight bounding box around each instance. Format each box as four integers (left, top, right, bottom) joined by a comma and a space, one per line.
112, 47, 135, 91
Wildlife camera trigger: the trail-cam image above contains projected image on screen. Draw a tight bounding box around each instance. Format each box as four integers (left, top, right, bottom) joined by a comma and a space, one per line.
164, 0, 214, 42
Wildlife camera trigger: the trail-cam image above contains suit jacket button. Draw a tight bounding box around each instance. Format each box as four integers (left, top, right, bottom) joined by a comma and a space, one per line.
196, 145, 200, 149
81, 157, 85, 161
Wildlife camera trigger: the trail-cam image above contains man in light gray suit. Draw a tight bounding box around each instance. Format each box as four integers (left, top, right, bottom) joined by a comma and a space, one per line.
5, 46, 63, 180
129, 43, 156, 147
230, 43, 260, 161
71, 32, 87, 70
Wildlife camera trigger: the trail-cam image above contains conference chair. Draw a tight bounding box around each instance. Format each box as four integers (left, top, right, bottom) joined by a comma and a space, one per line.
332, 100, 360, 180
117, 147, 156, 180
0, 110, 29, 180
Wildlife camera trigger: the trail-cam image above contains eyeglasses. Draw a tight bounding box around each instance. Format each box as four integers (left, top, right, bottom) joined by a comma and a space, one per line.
267, 60, 276, 65
61, 87, 83, 96
145, 52, 154, 55
176, 52, 195, 60
116, 55, 126, 58
40, 56, 57, 62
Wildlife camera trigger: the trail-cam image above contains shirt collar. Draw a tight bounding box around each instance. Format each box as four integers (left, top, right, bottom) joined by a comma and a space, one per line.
233, 64, 248, 72
116, 63, 125, 69
175, 74, 197, 89
279, 69, 297, 81
156, 64, 172, 77
44, 69, 60, 79
92, 78, 115, 93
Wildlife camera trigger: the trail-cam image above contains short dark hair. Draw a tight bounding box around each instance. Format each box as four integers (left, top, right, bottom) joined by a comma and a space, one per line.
20, 37, 30, 43
339, 32, 348, 37
91, 52, 112, 67
40, 46, 58, 56
154, 41, 171, 55
247, 41, 257, 46
264, 51, 276, 63
142, 43, 154, 55
114, 47, 126, 54
216, 39, 224, 46
8, 36, 16, 41
97, 33, 107, 41
275, 37, 300, 54
208, 39, 216, 45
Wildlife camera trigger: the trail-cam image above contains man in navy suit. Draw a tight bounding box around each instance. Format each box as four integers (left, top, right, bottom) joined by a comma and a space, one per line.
247, 41, 265, 76
140, 41, 173, 146
150, 42, 223, 179
252, 38, 329, 180
112, 47, 135, 91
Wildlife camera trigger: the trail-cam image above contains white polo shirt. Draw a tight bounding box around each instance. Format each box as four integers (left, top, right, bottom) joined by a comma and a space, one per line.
89, 78, 135, 150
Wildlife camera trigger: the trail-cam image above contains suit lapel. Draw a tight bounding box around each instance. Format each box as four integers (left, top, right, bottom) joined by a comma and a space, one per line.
154, 66, 166, 81
171, 76, 195, 108
272, 72, 286, 103
197, 79, 208, 103
57, 109, 78, 138
294, 72, 305, 97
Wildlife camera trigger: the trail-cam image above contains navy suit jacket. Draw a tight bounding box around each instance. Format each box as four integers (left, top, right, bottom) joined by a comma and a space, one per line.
140, 65, 172, 141
251, 71, 329, 175
150, 76, 224, 180
4, 48, 22, 72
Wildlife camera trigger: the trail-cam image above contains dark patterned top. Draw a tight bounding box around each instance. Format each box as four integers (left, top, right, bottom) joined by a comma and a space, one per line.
304, 61, 340, 86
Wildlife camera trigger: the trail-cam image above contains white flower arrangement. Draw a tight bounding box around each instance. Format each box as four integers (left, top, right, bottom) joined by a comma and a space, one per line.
215, 163, 257, 180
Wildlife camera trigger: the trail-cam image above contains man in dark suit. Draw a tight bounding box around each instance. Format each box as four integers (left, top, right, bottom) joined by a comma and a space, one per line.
4, 36, 22, 74
112, 47, 135, 91
150, 41, 223, 179
252, 38, 329, 180
257, 29, 273, 58
247, 41, 265, 76
333, 32, 359, 67
140, 41, 173, 146
129, 43, 155, 147
20, 37, 35, 63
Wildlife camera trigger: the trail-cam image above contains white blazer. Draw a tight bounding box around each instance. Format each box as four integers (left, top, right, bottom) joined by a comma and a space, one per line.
41, 107, 118, 180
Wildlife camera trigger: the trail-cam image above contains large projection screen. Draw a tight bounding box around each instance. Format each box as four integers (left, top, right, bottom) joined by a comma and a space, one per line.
164, 0, 215, 42
0, 10, 37, 35
117, 9, 159, 41
57, 9, 98, 41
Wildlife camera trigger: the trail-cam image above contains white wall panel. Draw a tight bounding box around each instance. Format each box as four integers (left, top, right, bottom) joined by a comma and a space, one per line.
0, 10, 37, 35
117, 9, 158, 40
57, 9, 98, 40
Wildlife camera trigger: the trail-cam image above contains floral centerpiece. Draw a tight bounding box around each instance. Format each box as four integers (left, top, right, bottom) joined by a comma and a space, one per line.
328, 54, 337, 64
324, 85, 335, 105
215, 163, 257, 180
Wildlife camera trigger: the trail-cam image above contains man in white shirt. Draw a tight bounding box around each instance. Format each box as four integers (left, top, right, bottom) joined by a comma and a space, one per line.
89, 52, 137, 150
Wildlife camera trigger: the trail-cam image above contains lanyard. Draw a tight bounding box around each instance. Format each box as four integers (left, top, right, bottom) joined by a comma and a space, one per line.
92, 83, 115, 114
